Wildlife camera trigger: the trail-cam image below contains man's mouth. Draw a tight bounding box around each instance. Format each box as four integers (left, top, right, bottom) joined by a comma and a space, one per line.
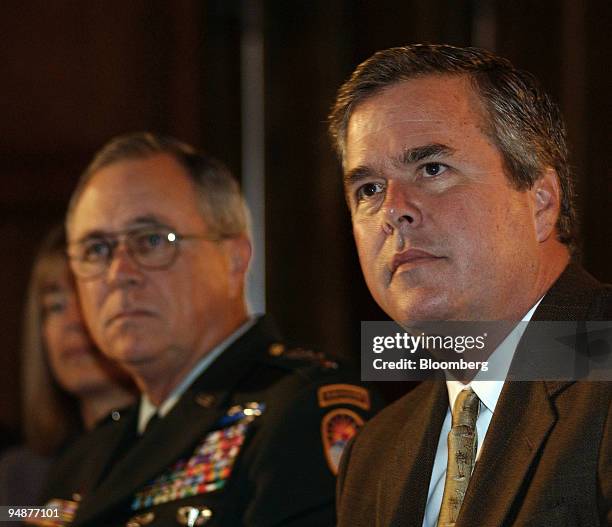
106, 309, 155, 327
390, 249, 444, 276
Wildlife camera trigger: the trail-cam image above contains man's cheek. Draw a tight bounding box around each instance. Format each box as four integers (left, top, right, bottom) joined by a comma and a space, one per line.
354, 218, 374, 244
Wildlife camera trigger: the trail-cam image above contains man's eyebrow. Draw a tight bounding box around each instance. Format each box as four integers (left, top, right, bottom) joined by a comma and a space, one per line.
343, 143, 455, 188
343, 166, 376, 188
397, 143, 455, 166
127, 215, 168, 228
73, 216, 168, 243
73, 230, 108, 243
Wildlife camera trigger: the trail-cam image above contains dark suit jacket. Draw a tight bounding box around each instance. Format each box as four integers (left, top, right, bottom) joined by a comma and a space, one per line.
39, 316, 382, 526
337, 265, 612, 526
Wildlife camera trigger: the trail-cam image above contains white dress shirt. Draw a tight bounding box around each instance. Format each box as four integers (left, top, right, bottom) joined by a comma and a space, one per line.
422, 300, 542, 527
138, 317, 256, 434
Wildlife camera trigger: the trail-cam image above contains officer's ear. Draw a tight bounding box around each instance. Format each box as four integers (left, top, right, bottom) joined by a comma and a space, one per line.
222, 235, 252, 297
531, 167, 562, 243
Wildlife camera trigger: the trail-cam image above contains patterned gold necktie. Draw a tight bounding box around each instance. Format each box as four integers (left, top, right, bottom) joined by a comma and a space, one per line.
437, 388, 480, 527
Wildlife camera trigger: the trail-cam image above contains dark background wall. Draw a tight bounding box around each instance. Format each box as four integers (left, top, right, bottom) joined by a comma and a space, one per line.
1, 0, 609, 435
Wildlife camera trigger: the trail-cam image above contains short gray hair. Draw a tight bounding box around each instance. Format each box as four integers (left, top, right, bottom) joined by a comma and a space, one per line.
66, 132, 249, 239
328, 44, 577, 251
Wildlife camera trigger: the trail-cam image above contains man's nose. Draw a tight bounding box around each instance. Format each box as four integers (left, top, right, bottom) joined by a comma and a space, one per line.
106, 242, 144, 287
382, 181, 423, 233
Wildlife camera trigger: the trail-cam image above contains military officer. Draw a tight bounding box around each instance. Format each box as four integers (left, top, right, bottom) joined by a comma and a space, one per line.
35, 133, 380, 526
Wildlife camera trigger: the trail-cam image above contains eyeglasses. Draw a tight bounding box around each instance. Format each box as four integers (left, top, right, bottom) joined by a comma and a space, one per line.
67, 226, 219, 279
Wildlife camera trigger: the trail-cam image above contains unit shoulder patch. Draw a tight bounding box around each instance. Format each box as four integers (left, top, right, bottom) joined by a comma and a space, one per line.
321, 408, 364, 475
317, 384, 371, 410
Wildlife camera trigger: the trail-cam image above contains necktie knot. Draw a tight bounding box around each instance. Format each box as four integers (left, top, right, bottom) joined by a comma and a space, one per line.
452, 388, 479, 428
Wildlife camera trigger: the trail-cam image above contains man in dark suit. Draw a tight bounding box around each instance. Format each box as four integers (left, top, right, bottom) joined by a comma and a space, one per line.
328, 44, 611, 525
36, 133, 380, 526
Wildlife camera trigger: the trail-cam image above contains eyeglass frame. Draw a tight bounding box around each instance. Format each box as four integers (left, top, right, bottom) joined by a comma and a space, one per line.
66, 224, 223, 280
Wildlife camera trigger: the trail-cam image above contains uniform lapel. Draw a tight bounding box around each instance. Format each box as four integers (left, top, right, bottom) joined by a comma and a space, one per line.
383, 381, 448, 527
74, 390, 229, 526
74, 316, 280, 526
79, 406, 139, 493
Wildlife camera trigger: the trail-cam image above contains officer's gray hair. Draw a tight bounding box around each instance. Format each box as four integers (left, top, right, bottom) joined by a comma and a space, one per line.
66, 132, 249, 240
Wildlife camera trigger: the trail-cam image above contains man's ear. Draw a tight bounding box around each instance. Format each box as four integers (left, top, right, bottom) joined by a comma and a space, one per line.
223, 235, 252, 296
532, 167, 562, 243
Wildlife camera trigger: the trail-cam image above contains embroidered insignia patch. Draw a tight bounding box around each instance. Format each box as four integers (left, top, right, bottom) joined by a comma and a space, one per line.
25, 498, 79, 526
321, 408, 364, 475
131, 403, 264, 511
318, 384, 371, 410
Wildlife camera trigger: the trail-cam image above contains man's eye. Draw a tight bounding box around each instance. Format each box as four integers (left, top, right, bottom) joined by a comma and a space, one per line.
133, 231, 167, 253
82, 240, 110, 261
421, 163, 448, 177
356, 182, 384, 201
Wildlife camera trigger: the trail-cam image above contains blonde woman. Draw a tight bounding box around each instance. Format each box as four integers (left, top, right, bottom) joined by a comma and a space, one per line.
0, 225, 136, 504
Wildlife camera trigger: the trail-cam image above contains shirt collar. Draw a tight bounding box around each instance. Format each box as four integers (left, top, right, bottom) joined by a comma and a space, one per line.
137, 316, 256, 434
446, 297, 543, 413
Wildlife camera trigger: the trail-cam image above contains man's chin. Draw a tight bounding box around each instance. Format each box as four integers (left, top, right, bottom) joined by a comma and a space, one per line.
106, 336, 160, 368
387, 297, 454, 325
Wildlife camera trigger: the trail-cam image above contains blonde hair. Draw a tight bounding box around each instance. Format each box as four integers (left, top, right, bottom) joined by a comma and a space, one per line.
21, 225, 81, 455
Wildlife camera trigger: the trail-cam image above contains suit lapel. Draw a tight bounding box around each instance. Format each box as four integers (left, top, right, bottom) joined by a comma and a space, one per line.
376, 264, 601, 526
532, 263, 602, 322
382, 381, 448, 527
456, 380, 558, 526
74, 316, 280, 526
379, 265, 599, 526
454, 264, 598, 524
